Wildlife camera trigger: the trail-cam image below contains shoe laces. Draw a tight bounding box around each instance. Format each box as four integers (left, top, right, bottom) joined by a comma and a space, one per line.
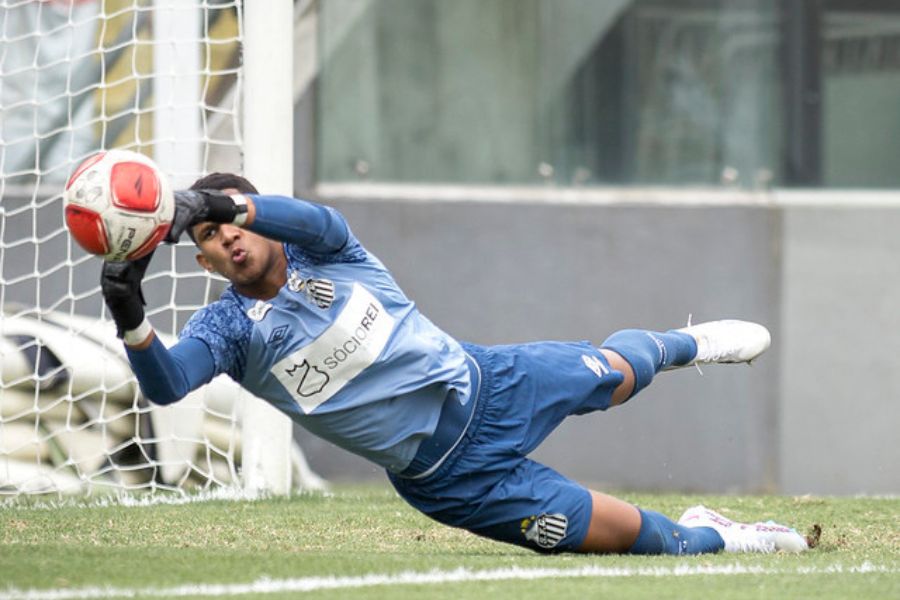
698, 334, 737, 363
685, 313, 704, 375
690, 314, 749, 365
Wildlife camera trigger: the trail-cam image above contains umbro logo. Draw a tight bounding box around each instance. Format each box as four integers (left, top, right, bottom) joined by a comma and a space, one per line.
581, 354, 610, 379
267, 324, 289, 346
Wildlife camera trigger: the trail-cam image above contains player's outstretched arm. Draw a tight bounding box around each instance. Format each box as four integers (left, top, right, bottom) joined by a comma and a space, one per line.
125, 335, 216, 406
165, 190, 349, 254
101, 255, 216, 405
244, 194, 349, 253
101, 253, 154, 344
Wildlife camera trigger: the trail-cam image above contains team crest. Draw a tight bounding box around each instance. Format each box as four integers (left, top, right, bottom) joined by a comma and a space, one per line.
288, 270, 335, 309
520, 513, 568, 549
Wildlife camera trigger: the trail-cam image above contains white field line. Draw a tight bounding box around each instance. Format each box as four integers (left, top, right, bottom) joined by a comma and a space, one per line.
0, 487, 335, 512
0, 563, 895, 600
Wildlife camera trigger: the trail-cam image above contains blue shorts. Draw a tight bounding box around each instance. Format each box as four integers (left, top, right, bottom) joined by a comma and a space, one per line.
388, 341, 624, 553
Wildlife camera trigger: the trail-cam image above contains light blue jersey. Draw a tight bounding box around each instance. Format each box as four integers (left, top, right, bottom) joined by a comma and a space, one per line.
180, 218, 472, 472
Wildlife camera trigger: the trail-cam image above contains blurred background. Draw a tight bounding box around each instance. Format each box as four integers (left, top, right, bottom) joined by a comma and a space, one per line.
1, 0, 898, 495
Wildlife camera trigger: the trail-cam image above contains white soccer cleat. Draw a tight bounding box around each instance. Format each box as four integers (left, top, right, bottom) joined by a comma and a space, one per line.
676, 319, 771, 367
678, 505, 809, 554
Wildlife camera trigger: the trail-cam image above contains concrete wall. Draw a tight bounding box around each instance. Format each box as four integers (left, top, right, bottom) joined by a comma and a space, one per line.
291, 192, 899, 495
779, 205, 900, 495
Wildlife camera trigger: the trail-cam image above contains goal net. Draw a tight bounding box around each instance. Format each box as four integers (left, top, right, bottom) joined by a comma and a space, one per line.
0, 0, 311, 496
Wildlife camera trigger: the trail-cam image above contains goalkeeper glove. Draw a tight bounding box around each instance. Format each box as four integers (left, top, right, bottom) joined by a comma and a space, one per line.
164, 190, 249, 244
101, 252, 153, 340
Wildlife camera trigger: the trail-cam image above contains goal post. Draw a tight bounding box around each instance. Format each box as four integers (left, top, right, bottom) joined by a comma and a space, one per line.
239, 0, 295, 496
0, 0, 303, 497
152, 0, 202, 189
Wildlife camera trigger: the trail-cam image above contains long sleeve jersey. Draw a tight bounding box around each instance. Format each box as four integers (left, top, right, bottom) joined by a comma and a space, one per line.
127, 195, 472, 472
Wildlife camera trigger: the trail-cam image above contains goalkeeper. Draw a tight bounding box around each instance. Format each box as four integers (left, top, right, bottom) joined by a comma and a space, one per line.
101, 173, 808, 555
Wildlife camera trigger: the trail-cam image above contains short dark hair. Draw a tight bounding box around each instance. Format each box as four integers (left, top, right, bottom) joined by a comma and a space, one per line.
186, 173, 259, 243
189, 172, 259, 194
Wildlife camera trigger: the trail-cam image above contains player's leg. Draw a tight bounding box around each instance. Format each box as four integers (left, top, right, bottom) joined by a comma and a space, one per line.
598, 329, 697, 406
447, 461, 724, 555
577, 491, 725, 554
575, 491, 642, 551
577, 491, 810, 554
576, 491, 809, 554
598, 349, 636, 406
600, 320, 771, 406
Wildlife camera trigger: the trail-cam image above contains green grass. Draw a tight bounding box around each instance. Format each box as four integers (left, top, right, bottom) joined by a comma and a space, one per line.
0, 485, 897, 599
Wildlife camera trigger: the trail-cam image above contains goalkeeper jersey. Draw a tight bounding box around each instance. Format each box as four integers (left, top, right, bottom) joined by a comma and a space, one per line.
179, 201, 472, 472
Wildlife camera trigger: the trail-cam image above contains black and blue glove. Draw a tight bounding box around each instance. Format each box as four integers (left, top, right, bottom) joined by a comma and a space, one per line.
100, 252, 153, 339
164, 190, 249, 244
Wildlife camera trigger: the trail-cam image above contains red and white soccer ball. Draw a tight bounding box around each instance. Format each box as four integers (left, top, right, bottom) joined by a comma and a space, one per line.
64, 149, 174, 262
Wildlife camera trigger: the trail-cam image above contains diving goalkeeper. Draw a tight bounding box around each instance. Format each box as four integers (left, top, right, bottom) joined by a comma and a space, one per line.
101, 173, 808, 555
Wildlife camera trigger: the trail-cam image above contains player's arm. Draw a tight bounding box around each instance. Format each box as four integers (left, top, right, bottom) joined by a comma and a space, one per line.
166, 190, 348, 253
101, 255, 216, 405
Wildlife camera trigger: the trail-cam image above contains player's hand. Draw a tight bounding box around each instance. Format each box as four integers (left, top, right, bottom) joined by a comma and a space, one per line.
164, 190, 248, 243
101, 252, 153, 338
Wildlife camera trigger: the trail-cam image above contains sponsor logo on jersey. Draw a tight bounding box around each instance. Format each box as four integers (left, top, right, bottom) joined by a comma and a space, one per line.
272, 283, 395, 413
581, 353, 610, 379
284, 360, 330, 397
247, 300, 273, 321
520, 513, 569, 549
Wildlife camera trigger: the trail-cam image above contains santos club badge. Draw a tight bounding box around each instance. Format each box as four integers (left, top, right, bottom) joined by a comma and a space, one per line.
288, 270, 335, 309
520, 513, 568, 549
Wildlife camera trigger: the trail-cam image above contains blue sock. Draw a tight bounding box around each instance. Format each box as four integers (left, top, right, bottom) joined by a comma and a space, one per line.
629, 509, 725, 555
601, 329, 697, 398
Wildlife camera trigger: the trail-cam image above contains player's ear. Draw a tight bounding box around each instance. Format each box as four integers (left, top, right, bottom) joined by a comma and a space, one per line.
195, 253, 215, 273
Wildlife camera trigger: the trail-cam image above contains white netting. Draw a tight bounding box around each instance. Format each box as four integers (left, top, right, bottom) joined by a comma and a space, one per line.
0, 0, 314, 496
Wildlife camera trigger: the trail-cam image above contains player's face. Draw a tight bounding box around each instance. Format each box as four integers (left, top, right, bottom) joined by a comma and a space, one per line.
193, 222, 286, 297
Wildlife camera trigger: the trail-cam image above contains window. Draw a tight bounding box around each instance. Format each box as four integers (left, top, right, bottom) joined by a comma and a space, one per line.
822, 0, 900, 187
316, 0, 900, 189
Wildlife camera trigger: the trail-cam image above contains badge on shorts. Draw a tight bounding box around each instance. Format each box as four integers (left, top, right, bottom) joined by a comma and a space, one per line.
520, 513, 568, 549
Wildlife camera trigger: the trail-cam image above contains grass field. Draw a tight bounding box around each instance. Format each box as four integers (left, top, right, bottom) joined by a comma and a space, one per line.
1, 485, 897, 599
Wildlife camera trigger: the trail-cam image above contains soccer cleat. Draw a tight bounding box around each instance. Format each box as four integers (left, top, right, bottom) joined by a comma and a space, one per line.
674, 319, 771, 367
678, 505, 809, 554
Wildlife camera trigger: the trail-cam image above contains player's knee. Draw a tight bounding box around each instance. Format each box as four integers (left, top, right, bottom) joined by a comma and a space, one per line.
601, 329, 658, 395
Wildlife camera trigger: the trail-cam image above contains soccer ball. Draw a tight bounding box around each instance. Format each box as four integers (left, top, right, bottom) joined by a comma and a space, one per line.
64, 149, 174, 262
